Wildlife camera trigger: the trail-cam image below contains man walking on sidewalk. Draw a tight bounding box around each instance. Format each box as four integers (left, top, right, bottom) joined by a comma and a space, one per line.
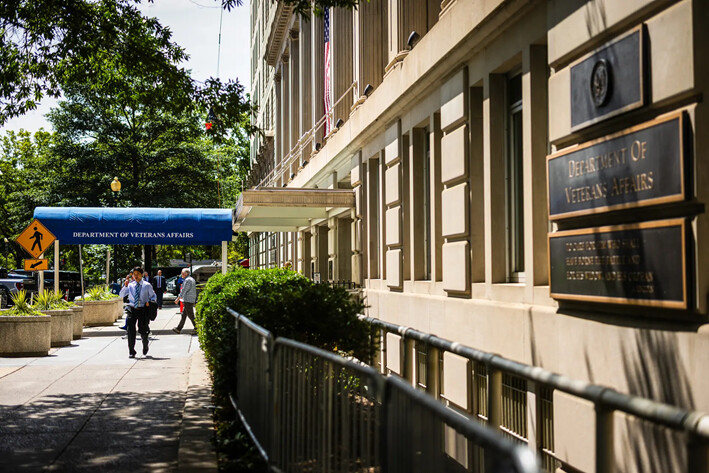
152, 269, 167, 309
173, 268, 196, 334
120, 266, 157, 357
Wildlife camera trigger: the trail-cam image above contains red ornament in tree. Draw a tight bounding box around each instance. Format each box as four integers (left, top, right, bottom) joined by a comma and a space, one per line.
205, 107, 217, 131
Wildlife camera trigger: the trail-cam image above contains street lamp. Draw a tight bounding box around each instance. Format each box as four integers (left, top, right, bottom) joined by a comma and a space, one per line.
110, 177, 121, 282
110, 177, 122, 193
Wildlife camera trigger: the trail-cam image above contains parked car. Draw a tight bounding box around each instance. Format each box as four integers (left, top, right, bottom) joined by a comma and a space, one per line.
10, 270, 82, 299
191, 264, 221, 298
166, 276, 179, 296
167, 265, 220, 298
6, 271, 37, 293
0, 284, 9, 308
0, 268, 34, 306
191, 264, 220, 283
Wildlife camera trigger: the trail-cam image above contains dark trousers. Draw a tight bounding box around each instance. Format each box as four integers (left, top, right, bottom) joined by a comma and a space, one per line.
127, 306, 150, 355
156, 291, 164, 309
176, 301, 195, 330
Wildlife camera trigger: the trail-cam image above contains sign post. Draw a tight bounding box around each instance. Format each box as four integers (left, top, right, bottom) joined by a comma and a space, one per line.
54, 241, 59, 293
38, 255, 44, 293
16, 219, 56, 294
78, 245, 84, 302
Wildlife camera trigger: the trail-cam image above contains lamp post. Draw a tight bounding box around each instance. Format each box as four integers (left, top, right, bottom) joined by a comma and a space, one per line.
110, 177, 121, 282
3, 237, 8, 269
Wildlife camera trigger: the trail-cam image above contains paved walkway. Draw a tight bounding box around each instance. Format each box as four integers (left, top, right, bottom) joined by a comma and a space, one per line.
0, 303, 217, 472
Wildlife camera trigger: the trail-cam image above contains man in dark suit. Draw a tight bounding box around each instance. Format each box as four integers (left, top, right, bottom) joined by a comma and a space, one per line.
152, 269, 167, 309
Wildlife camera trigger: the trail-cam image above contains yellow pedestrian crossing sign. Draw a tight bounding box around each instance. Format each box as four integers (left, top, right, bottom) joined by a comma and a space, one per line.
16, 219, 56, 259
24, 259, 49, 271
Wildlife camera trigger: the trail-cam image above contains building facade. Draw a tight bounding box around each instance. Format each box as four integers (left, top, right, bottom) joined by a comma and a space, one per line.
243, 1, 709, 471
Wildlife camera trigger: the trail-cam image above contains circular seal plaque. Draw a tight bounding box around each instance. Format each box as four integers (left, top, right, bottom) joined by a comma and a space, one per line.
590, 59, 612, 107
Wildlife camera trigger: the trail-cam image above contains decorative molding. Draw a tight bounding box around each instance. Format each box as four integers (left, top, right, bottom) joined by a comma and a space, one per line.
265, 3, 294, 66
440, 0, 456, 17
384, 50, 409, 76
240, 188, 355, 210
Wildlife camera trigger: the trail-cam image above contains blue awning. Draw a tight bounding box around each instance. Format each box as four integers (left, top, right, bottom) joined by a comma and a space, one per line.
33, 207, 234, 245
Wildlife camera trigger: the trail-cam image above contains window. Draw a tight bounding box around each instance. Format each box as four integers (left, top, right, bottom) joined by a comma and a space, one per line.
412, 127, 432, 281
416, 341, 427, 390
506, 73, 524, 282
255, 232, 268, 269
423, 128, 432, 280
269, 233, 278, 268
368, 158, 381, 278
415, 341, 443, 392
539, 387, 559, 472
501, 374, 528, 443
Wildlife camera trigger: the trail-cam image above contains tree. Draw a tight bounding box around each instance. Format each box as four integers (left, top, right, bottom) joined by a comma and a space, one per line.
1, 0, 356, 130
0, 0, 253, 138
0, 58, 251, 277
0, 129, 57, 266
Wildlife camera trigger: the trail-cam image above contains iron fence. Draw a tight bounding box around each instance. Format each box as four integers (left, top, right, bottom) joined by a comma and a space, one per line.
313, 279, 361, 290
360, 315, 709, 473
272, 338, 383, 473
228, 308, 540, 473
229, 308, 274, 461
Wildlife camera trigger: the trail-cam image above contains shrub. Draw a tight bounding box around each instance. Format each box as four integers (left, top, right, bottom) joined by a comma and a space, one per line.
33, 290, 65, 310
6, 290, 43, 316
196, 268, 373, 403
84, 286, 115, 301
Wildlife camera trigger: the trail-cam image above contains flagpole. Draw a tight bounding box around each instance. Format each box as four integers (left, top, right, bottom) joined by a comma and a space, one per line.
216, 6, 224, 79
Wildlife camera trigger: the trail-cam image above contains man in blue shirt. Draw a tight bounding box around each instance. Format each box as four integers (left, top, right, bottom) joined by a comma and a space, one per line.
119, 266, 157, 358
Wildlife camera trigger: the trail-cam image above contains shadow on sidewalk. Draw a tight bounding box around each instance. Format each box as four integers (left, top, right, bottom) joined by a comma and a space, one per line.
0, 390, 195, 472
82, 329, 196, 338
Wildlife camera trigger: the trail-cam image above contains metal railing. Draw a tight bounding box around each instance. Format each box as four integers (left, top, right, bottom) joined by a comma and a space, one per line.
230, 308, 274, 460
313, 279, 361, 290
360, 316, 709, 473
272, 338, 383, 473
228, 308, 540, 473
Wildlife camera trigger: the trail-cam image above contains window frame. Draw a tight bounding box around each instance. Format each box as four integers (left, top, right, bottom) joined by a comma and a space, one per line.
505, 71, 525, 283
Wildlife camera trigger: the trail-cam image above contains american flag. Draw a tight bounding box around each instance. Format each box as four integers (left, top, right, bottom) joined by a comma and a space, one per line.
324, 7, 333, 136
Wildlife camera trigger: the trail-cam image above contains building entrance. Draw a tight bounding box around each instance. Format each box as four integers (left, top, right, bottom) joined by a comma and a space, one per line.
32, 207, 235, 293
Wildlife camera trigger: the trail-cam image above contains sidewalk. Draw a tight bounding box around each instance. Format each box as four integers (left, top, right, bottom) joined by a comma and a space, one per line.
0, 304, 217, 472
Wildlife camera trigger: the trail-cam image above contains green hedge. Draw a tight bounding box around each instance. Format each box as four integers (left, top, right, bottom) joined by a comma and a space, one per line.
195, 268, 372, 402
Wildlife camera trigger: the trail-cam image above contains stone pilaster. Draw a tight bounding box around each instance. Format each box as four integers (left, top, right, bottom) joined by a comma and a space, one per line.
289, 33, 300, 168
351, 152, 364, 284
332, 8, 354, 126
311, 15, 325, 147
299, 16, 312, 165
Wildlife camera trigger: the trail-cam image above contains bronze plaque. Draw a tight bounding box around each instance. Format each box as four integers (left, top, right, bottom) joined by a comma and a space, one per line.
549, 219, 688, 309
570, 27, 644, 130
547, 112, 685, 220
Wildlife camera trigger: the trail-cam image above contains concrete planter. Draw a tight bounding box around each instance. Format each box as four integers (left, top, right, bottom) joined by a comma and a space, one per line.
76, 300, 115, 327
112, 297, 122, 321
40, 309, 74, 347
70, 305, 84, 339
0, 314, 51, 357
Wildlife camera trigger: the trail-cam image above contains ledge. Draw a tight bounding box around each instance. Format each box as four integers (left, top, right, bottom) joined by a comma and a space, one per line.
234, 188, 355, 232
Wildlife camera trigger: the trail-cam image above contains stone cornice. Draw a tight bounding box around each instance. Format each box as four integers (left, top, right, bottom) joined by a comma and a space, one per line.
242, 188, 355, 208
265, 3, 294, 66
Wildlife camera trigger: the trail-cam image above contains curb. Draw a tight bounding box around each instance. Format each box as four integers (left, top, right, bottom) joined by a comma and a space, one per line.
177, 349, 218, 472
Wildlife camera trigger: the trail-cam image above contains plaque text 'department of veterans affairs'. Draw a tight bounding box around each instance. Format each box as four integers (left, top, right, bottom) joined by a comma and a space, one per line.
549, 219, 687, 309
547, 112, 685, 220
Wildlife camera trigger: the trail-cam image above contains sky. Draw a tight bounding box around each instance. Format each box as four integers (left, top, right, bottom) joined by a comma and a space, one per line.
0, 0, 251, 134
